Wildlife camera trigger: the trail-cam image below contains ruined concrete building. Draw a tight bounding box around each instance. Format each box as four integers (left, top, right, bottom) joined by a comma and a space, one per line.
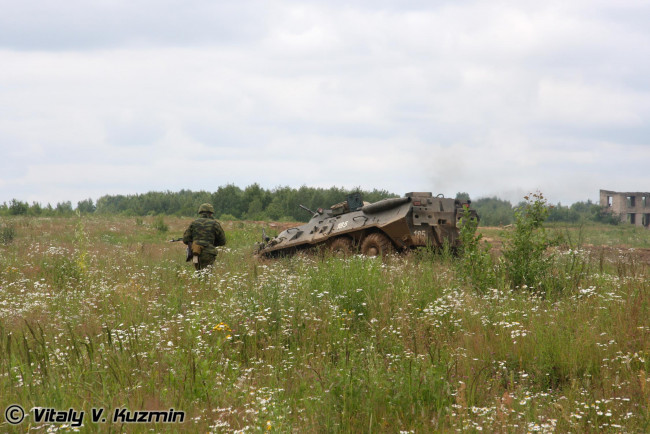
600, 189, 650, 228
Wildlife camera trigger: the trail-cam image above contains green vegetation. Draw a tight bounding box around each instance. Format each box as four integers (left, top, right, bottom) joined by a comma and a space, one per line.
502, 192, 553, 291
0, 185, 396, 221
0, 221, 15, 245
3, 185, 621, 229
0, 213, 648, 432
459, 192, 586, 295
458, 193, 619, 228
91, 184, 395, 221
458, 206, 497, 292
470, 196, 516, 226
153, 215, 169, 233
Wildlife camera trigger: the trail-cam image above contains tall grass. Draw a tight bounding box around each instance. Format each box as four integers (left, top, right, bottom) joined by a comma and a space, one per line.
0, 215, 648, 432
0, 222, 15, 245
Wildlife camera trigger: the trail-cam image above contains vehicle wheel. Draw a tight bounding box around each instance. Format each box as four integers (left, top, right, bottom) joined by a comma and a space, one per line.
329, 237, 354, 257
360, 233, 394, 257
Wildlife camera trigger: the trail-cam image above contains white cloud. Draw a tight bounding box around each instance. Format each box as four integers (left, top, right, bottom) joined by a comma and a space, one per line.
537, 79, 645, 126
1, 0, 649, 206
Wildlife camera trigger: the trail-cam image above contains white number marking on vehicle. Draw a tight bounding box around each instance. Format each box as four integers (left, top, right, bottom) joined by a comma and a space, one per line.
413, 230, 427, 238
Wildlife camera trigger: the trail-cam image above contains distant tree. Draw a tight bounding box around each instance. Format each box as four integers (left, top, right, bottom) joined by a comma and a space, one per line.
456, 192, 471, 201
265, 196, 286, 221
547, 203, 577, 223
246, 198, 265, 220
29, 202, 43, 216
593, 206, 620, 225
542, 200, 618, 224
243, 183, 271, 217
472, 197, 514, 226
570, 200, 596, 215
213, 184, 245, 218
9, 199, 29, 215
32, 185, 396, 220
55, 201, 74, 215
95, 194, 125, 214
77, 198, 96, 214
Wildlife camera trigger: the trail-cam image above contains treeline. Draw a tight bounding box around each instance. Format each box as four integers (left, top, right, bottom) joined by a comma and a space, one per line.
0, 185, 396, 222
0, 199, 83, 217
457, 193, 618, 226
1, 186, 617, 226
94, 185, 396, 221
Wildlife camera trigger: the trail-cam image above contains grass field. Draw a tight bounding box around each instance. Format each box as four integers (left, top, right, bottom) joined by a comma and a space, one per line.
0, 215, 649, 432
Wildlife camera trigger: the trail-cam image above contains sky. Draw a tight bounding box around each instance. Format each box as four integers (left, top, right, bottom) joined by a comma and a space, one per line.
1, 0, 649, 207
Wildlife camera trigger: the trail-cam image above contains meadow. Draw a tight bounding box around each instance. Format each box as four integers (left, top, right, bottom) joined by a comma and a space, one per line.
0, 215, 648, 432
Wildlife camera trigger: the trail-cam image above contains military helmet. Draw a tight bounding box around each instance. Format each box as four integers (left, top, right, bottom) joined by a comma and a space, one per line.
198, 203, 214, 214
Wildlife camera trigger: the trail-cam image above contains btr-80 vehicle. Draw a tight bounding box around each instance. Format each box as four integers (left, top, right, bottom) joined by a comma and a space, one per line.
256, 192, 478, 257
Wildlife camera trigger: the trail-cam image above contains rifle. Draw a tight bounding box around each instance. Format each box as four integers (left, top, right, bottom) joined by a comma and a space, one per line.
170, 238, 192, 262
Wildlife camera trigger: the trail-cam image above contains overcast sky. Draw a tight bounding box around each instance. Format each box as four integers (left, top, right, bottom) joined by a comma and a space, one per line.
1, 0, 649, 207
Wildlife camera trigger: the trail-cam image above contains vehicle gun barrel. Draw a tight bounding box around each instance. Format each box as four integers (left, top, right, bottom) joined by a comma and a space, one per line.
298, 204, 318, 217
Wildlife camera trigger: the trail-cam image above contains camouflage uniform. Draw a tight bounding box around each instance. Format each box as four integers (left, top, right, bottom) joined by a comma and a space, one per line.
183, 203, 226, 270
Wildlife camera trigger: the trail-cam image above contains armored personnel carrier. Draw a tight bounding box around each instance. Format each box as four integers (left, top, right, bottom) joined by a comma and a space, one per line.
256, 192, 478, 257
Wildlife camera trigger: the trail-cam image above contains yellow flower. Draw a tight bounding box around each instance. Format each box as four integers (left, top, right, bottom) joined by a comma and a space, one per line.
213, 322, 232, 332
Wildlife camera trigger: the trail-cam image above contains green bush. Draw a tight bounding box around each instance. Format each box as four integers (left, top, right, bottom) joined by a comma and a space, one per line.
458, 207, 497, 292
502, 192, 553, 292
219, 214, 238, 221
153, 215, 168, 233
1, 223, 16, 245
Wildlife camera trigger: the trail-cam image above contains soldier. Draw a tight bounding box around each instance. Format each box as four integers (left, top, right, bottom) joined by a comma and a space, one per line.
183, 203, 226, 270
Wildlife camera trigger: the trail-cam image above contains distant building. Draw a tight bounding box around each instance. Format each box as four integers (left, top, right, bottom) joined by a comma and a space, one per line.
600, 189, 650, 228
